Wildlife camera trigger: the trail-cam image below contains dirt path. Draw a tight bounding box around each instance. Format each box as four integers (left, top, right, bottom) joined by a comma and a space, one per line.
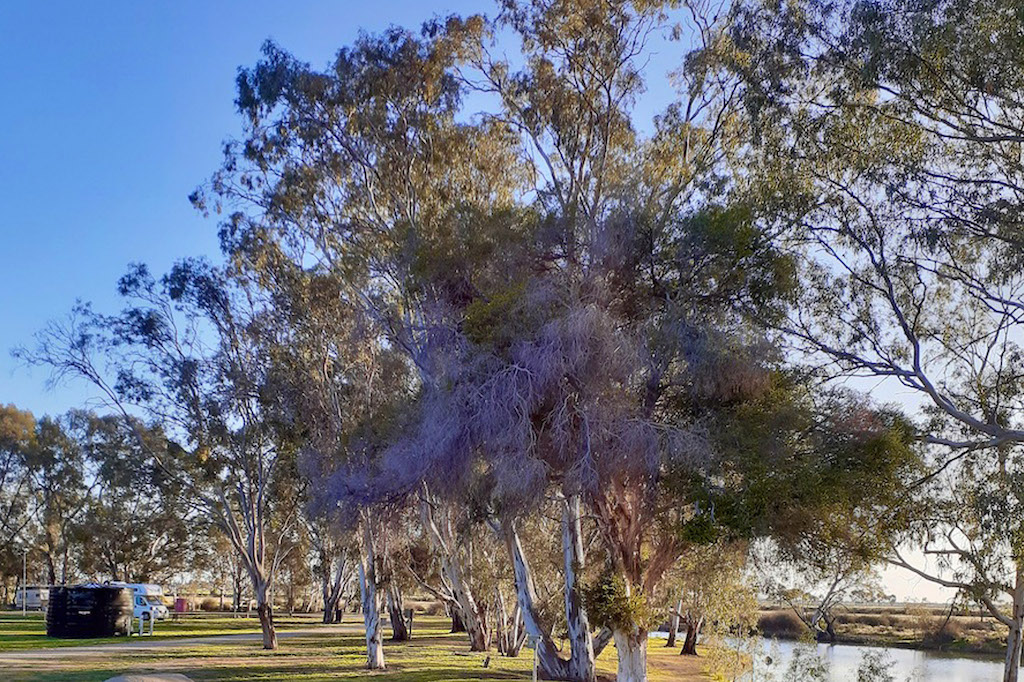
0, 624, 361, 662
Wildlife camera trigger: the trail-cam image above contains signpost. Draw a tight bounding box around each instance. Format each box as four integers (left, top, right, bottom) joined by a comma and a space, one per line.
527, 635, 538, 682
22, 548, 26, 616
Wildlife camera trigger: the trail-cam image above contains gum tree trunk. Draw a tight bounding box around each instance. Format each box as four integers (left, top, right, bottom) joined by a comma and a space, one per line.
1003, 566, 1024, 682
498, 517, 571, 680
495, 587, 527, 657
562, 495, 596, 682
232, 561, 244, 615
420, 490, 489, 651
254, 580, 278, 650
613, 626, 648, 682
322, 594, 337, 623
450, 570, 488, 650
358, 520, 385, 669
680, 615, 702, 656
1006, 621, 1022, 682
387, 581, 409, 641
509, 603, 526, 656
450, 609, 466, 632
665, 597, 682, 648
495, 587, 510, 654
593, 627, 613, 656
321, 552, 348, 624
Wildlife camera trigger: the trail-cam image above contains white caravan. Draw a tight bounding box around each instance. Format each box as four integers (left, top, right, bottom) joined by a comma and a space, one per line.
13, 585, 49, 610
106, 582, 169, 621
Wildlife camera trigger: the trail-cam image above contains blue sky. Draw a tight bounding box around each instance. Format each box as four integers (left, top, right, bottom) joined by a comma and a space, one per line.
0, 0, 500, 417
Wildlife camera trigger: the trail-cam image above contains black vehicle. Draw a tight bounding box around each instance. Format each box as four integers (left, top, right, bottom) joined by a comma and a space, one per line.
46, 585, 133, 638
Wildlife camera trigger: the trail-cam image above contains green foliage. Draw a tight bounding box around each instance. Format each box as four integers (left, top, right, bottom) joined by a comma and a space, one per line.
856, 649, 896, 682
678, 512, 719, 545
785, 644, 830, 681
665, 377, 923, 568
582, 570, 654, 632
463, 283, 529, 351
673, 202, 798, 315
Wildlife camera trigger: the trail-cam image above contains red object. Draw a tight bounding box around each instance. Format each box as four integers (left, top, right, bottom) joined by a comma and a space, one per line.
174, 598, 188, 613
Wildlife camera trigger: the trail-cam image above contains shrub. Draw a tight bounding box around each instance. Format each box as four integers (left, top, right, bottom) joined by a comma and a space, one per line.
843, 613, 893, 628
965, 618, 997, 632
422, 600, 445, 616
921, 618, 965, 648
758, 610, 806, 638
200, 597, 220, 612
582, 572, 654, 631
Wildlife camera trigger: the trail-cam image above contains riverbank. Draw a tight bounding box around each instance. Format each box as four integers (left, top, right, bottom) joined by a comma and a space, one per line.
757, 605, 1007, 656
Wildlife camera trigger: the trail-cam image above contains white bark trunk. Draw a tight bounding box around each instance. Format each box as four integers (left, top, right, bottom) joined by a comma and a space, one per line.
613, 627, 648, 682
501, 518, 570, 679
1005, 567, 1024, 682
322, 552, 347, 623
1006, 625, 1021, 682
562, 494, 596, 682
358, 520, 385, 669
449, 567, 488, 650
665, 598, 682, 648
254, 579, 277, 650
420, 492, 488, 650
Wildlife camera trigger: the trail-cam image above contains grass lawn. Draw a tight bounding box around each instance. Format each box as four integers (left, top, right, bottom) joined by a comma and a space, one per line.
0, 611, 325, 651
0, 612, 714, 681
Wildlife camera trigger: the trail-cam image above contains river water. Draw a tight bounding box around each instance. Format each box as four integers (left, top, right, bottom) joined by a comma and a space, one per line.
651, 632, 1005, 680
746, 638, 1004, 681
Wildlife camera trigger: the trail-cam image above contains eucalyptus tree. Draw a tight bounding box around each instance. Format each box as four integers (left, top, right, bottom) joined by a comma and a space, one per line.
204, 4, 765, 682
887, 445, 1024, 678
197, 2, 788, 680
21, 261, 302, 649
73, 414, 195, 584
706, 381, 920, 646
712, 0, 1024, 454
24, 412, 96, 585
662, 543, 753, 655
697, 1, 1024, 678
305, 511, 354, 624
444, 6, 790, 679
196, 12, 530, 667
0, 405, 35, 567
418, 487, 493, 650
261, 265, 416, 667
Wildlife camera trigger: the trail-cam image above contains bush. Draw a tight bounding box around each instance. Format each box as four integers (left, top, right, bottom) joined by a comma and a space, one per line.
758, 610, 806, 638
842, 613, 895, 628
199, 597, 221, 612
422, 600, 445, 616
965, 617, 998, 632
921, 618, 965, 647
583, 572, 654, 631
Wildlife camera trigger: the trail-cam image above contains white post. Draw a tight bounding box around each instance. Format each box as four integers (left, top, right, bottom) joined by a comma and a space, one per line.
22, 548, 26, 617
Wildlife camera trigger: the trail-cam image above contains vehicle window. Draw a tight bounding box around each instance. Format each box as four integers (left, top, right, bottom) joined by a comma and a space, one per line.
136, 597, 144, 605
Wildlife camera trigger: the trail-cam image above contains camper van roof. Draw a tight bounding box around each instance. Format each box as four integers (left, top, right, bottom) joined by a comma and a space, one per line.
102, 581, 163, 594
